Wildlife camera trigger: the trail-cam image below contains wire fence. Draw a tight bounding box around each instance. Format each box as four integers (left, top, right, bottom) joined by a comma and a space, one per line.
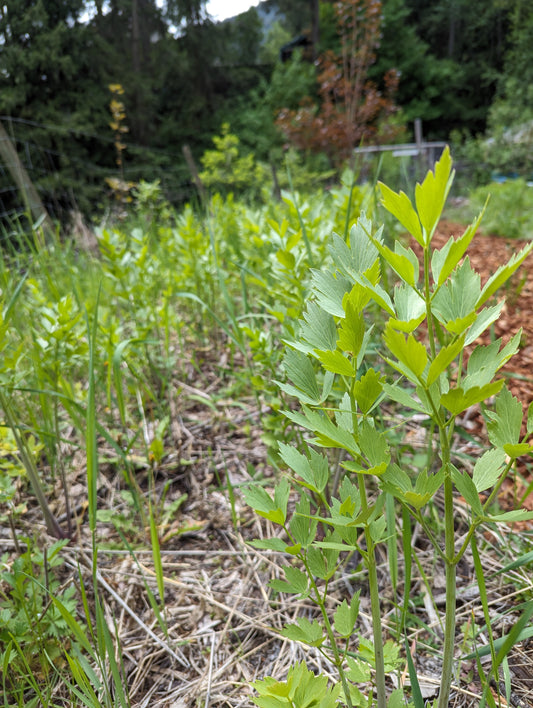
0, 116, 198, 228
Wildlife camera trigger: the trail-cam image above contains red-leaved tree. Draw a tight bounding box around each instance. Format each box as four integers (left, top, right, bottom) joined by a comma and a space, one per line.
276, 0, 400, 165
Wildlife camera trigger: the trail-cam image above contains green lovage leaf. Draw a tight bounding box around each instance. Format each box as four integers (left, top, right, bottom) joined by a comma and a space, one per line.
243, 478, 290, 526
472, 448, 507, 493
378, 182, 424, 247
310, 268, 353, 317
328, 222, 380, 284
338, 286, 367, 358
484, 509, 533, 523
250, 538, 291, 553
353, 368, 385, 414
315, 349, 354, 377
383, 324, 427, 383
440, 380, 504, 416
415, 145, 454, 244
334, 591, 361, 637
451, 464, 483, 515
299, 301, 338, 352
476, 240, 533, 308
346, 656, 372, 683
432, 258, 480, 334
463, 332, 521, 389
390, 284, 425, 332
465, 301, 505, 346
382, 382, 430, 415
353, 275, 396, 316
283, 407, 360, 456
270, 566, 309, 596
484, 386, 525, 454
426, 336, 465, 387
366, 232, 419, 288
278, 443, 329, 494
336, 392, 356, 434
252, 661, 340, 708
342, 419, 390, 476
290, 495, 318, 548
431, 205, 486, 287
280, 617, 325, 647
278, 350, 334, 405
306, 546, 332, 580
381, 464, 445, 509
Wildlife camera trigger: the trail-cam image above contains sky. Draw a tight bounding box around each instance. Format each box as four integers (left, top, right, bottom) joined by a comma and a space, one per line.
206, 0, 261, 22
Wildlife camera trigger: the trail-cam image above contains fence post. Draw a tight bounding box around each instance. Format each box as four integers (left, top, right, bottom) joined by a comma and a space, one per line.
0, 120, 54, 240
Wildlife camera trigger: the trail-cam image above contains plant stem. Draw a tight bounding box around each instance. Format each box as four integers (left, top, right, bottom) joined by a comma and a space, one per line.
438, 466, 456, 708
359, 475, 386, 708
306, 567, 354, 708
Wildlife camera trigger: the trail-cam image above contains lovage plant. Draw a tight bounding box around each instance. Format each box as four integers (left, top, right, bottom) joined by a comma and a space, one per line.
245, 147, 533, 707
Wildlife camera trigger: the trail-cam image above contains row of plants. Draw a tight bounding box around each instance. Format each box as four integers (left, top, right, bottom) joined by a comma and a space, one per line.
0, 170, 369, 704
1, 151, 533, 706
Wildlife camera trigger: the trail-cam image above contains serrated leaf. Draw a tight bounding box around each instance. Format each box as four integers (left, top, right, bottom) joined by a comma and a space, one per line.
299, 302, 338, 351
355, 275, 396, 316
477, 241, 533, 307
243, 485, 287, 525
415, 146, 454, 242
329, 220, 380, 282
426, 336, 465, 386
346, 656, 371, 683
270, 566, 309, 595
281, 349, 321, 403
315, 349, 354, 376
485, 386, 523, 449
353, 368, 385, 414
463, 332, 521, 390
310, 268, 352, 317
390, 284, 425, 332
359, 419, 390, 468
432, 258, 480, 332
440, 380, 503, 416
280, 617, 325, 647
503, 443, 532, 458
465, 301, 505, 346
384, 325, 427, 380
307, 547, 328, 579
451, 465, 482, 514
291, 496, 318, 548
379, 182, 423, 246
283, 407, 360, 456
431, 204, 485, 286
472, 448, 507, 493
333, 592, 360, 637
338, 288, 366, 357
279, 443, 326, 494
367, 233, 418, 287
484, 509, 533, 523
382, 383, 429, 414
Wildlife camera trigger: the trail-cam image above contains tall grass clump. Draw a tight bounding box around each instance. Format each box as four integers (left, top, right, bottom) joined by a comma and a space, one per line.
246, 147, 533, 707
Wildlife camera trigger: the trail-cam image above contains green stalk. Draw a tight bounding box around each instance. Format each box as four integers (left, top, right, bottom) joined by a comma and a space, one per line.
438, 455, 456, 708
359, 474, 386, 708
303, 564, 353, 708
